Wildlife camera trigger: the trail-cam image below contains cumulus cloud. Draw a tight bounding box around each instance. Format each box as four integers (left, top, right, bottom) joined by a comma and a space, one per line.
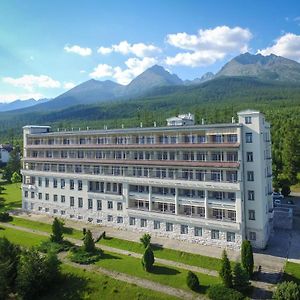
97, 40, 161, 58
0, 93, 44, 103
257, 33, 300, 62
64, 45, 92, 56
63, 82, 76, 90
165, 26, 252, 67
89, 57, 157, 85
3, 75, 61, 91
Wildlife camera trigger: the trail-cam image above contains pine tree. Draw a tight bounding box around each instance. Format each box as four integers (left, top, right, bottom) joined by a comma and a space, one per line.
186, 271, 200, 291
50, 217, 64, 243
241, 240, 254, 278
232, 262, 249, 291
3, 148, 21, 183
219, 249, 232, 288
140, 233, 151, 248
84, 230, 95, 253
142, 245, 155, 272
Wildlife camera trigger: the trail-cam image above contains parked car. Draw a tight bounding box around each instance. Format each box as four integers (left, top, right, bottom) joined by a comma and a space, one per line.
272, 192, 284, 200
274, 199, 281, 206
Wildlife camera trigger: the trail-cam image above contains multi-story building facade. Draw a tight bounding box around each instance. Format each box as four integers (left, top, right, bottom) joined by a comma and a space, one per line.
21, 110, 273, 249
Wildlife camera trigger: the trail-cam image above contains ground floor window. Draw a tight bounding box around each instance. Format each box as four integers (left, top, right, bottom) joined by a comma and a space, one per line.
141, 218, 147, 227
211, 229, 219, 239
249, 231, 256, 241
129, 217, 136, 225
226, 232, 235, 242
107, 215, 113, 222
166, 222, 173, 232
194, 227, 202, 236
117, 216, 123, 223
154, 220, 160, 229
181, 225, 188, 234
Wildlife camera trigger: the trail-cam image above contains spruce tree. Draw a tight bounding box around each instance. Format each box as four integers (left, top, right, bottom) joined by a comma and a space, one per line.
142, 245, 155, 272
186, 271, 200, 291
84, 230, 95, 253
140, 233, 151, 248
50, 217, 64, 243
241, 240, 254, 278
233, 262, 249, 291
219, 249, 232, 288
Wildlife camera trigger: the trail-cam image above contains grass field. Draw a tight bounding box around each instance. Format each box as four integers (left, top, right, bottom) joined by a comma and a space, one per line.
283, 261, 300, 284
40, 264, 179, 300
0, 182, 22, 212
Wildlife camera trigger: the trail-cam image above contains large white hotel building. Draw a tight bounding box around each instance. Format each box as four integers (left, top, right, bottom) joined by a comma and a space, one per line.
21, 110, 273, 249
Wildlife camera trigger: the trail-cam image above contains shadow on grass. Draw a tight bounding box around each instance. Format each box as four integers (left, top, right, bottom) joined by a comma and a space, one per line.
40, 273, 90, 300
151, 265, 180, 275
282, 273, 300, 285
103, 236, 113, 241
63, 227, 74, 235
102, 252, 122, 260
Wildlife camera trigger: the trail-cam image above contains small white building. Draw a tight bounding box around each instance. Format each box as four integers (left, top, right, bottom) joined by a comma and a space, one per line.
0, 144, 13, 164
167, 113, 195, 126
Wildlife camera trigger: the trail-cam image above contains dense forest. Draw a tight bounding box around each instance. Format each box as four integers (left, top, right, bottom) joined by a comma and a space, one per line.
1, 76, 300, 188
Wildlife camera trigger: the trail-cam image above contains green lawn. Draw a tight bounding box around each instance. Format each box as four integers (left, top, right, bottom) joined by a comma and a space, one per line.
0, 182, 22, 212
41, 264, 179, 300
100, 235, 223, 271
283, 261, 300, 284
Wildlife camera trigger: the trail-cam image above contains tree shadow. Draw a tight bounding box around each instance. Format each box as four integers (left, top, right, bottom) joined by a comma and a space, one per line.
40, 273, 90, 300
282, 273, 300, 285
151, 243, 163, 251
102, 252, 121, 260
63, 226, 74, 235
150, 265, 180, 275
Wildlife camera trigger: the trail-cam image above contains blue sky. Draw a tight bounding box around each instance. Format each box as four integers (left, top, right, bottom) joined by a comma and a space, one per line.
0, 0, 300, 102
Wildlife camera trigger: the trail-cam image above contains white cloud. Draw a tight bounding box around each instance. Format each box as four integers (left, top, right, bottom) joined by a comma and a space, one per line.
3, 75, 61, 91
80, 70, 86, 74
97, 40, 161, 58
0, 92, 44, 103
257, 33, 300, 62
63, 82, 76, 90
89, 57, 157, 85
64, 45, 92, 56
165, 26, 252, 67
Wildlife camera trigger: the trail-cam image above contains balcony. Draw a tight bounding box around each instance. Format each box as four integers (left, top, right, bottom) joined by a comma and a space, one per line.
207, 198, 236, 209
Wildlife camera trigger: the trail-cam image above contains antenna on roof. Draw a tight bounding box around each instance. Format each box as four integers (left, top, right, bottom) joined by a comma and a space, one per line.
140, 122, 143, 128
71, 128, 73, 131
201, 118, 205, 125
57, 128, 60, 132
231, 117, 235, 123
87, 127, 89, 130
154, 122, 157, 127
79, 128, 81, 131
121, 124, 124, 129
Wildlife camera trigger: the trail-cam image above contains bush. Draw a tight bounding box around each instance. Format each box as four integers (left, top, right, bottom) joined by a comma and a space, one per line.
219, 250, 232, 288
281, 185, 291, 197
82, 228, 86, 236
186, 271, 200, 291
38, 240, 73, 253
207, 284, 245, 300
273, 281, 300, 300
142, 245, 154, 272
69, 247, 103, 265
83, 230, 95, 253
0, 212, 12, 222
50, 218, 64, 244
140, 233, 151, 248
233, 262, 250, 292
241, 240, 254, 278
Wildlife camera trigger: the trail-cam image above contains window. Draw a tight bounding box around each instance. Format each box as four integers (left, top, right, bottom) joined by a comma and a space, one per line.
249, 210, 255, 220
45, 178, 49, 187
61, 195, 65, 203
88, 199, 93, 209
227, 232, 235, 242
53, 178, 57, 188
140, 218, 147, 227
38, 177, 42, 187
247, 171, 254, 181
245, 133, 253, 143
70, 196, 74, 207
245, 116, 252, 124
194, 227, 202, 236
97, 200, 102, 211
61, 179, 65, 189
78, 197, 83, 208
129, 217, 136, 225
53, 194, 58, 202
38, 206, 42, 211
38, 193, 42, 200
31, 192, 35, 199
117, 217, 123, 223
166, 222, 173, 232
70, 180, 74, 190
247, 152, 253, 162
53, 209, 58, 214
45, 208, 49, 212
249, 231, 256, 241
24, 191, 28, 198
107, 201, 113, 209
117, 202, 123, 211
107, 215, 113, 222
45, 193, 49, 201
154, 220, 160, 229
181, 225, 188, 234
211, 229, 219, 239
78, 180, 83, 191
248, 190, 255, 201
61, 210, 65, 215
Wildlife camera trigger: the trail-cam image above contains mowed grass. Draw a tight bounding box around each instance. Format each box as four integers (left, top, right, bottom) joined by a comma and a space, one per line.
283, 261, 300, 284
0, 182, 22, 212
96, 250, 220, 294
100, 236, 223, 271
0, 225, 47, 247
10, 216, 83, 239
41, 264, 179, 300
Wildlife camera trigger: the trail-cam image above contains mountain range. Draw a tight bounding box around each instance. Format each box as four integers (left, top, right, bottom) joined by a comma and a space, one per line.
2, 52, 300, 113
0, 98, 49, 112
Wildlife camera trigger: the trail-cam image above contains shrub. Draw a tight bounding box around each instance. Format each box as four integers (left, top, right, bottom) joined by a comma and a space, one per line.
140, 233, 151, 248
273, 281, 300, 300
83, 230, 95, 253
82, 228, 86, 236
241, 240, 254, 278
142, 245, 154, 272
69, 247, 103, 264
0, 212, 12, 222
233, 262, 250, 291
186, 271, 200, 291
50, 218, 64, 244
219, 250, 232, 288
207, 284, 245, 300
38, 240, 73, 253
